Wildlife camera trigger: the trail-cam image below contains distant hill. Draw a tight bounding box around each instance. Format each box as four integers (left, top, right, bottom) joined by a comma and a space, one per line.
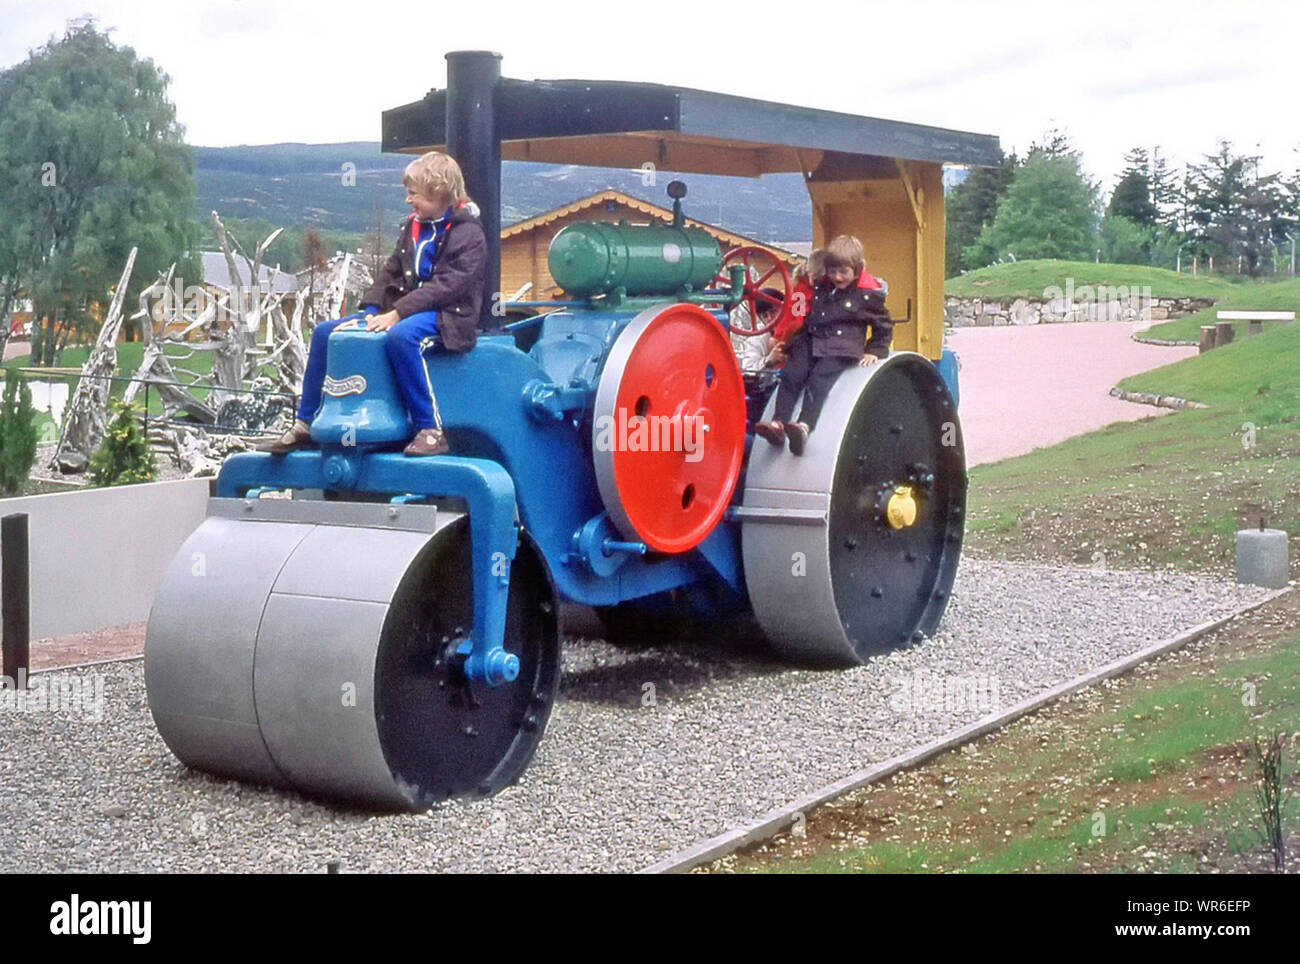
194, 142, 813, 244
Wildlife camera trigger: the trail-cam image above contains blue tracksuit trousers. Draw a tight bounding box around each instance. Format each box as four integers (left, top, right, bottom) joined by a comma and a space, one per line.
297, 310, 442, 431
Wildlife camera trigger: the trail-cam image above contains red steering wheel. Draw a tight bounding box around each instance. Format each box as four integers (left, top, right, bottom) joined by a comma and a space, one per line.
712, 246, 791, 337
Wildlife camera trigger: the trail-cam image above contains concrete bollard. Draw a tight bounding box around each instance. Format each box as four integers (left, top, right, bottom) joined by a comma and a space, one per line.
1199, 326, 1216, 353
1236, 528, 1290, 588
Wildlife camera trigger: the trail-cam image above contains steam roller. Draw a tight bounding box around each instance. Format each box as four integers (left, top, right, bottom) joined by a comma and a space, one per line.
145, 182, 966, 810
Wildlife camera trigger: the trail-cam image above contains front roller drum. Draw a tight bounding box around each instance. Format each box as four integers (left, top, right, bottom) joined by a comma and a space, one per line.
740, 352, 966, 665
144, 500, 559, 810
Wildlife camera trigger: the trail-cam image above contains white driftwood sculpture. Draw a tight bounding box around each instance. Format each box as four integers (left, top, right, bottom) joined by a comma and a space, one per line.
50, 247, 138, 472
323, 251, 353, 320
51, 216, 311, 478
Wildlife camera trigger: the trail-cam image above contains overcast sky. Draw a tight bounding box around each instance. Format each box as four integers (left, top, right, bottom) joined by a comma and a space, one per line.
3, 0, 1298, 191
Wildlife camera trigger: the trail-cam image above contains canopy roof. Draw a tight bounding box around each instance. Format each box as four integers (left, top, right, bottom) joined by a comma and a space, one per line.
382, 77, 1001, 176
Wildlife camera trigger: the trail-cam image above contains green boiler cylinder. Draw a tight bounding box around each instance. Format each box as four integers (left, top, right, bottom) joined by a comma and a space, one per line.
548, 220, 722, 297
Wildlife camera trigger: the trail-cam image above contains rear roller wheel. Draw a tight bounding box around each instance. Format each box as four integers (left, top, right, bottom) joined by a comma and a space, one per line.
740, 353, 966, 665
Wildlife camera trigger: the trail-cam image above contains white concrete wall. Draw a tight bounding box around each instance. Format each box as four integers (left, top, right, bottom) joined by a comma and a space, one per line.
0, 479, 209, 639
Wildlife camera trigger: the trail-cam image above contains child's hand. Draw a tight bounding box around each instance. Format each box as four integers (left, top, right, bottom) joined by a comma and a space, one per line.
366, 310, 400, 332
768, 344, 787, 365
858, 354, 879, 368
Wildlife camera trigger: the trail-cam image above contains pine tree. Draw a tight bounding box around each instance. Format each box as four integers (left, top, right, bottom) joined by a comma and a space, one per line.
1107, 148, 1156, 226
88, 399, 154, 486
0, 369, 39, 495
1029, 126, 1074, 159
1148, 147, 1180, 232
1187, 141, 1294, 275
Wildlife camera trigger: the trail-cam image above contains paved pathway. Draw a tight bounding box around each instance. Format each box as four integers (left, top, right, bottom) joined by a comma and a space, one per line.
949, 322, 1197, 467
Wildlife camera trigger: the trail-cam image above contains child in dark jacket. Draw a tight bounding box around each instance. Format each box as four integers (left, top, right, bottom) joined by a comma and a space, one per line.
260, 151, 486, 457
756, 235, 891, 456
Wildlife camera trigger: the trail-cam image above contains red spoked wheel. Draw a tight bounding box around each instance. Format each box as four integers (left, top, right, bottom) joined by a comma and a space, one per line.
592, 303, 748, 554
712, 246, 792, 337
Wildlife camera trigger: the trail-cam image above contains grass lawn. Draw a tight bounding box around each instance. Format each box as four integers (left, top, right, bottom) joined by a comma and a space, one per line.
34, 410, 56, 445
965, 320, 1300, 577
946, 259, 1242, 300
714, 594, 1300, 874
1142, 277, 1300, 341
9, 342, 214, 416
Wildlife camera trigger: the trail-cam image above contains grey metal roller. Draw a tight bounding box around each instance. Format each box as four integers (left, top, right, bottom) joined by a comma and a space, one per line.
738, 352, 966, 664
145, 498, 559, 810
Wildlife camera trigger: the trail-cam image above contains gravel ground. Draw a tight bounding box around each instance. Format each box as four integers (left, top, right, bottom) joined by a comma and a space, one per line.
0, 558, 1274, 873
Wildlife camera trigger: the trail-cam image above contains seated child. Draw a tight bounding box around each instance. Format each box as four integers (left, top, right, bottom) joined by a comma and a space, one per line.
728, 286, 783, 373
755, 235, 891, 456
771, 248, 826, 350
259, 150, 487, 457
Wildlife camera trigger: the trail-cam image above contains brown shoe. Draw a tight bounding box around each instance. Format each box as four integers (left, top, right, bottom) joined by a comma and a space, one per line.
257, 420, 312, 454
755, 421, 786, 446
786, 421, 810, 456
404, 428, 450, 457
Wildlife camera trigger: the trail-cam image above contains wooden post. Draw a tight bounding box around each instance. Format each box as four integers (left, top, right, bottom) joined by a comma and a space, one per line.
1, 513, 30, 686
1199, 326, 1217, 353
1215, 321, 1235, 347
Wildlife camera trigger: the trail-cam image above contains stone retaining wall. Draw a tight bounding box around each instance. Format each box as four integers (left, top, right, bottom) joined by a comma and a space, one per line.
945, 295, 1217, 327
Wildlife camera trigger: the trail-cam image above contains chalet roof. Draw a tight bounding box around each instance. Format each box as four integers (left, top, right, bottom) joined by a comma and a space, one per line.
502, 190, 800, 263
384, 76, 1001, 175
201, 252, 299, 294
294, 252, 375, 294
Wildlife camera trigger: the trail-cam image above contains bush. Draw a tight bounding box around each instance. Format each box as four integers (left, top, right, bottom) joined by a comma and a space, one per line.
966, 151, 1100, 265
1099, 214, 1155, 265
89, 398, 154, 486
0, 369, 39, 495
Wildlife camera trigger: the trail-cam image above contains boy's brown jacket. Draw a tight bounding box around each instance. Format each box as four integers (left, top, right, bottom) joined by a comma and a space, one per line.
360, 203, 487, 352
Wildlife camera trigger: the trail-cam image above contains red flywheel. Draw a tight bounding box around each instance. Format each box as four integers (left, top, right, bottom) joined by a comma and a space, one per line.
592, 303, 747, 553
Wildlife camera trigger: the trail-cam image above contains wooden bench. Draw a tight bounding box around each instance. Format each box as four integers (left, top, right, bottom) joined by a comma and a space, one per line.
1201, 310, 1296, 352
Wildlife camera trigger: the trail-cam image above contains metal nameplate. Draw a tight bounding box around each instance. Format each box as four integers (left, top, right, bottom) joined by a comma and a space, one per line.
323, 375, 367, 397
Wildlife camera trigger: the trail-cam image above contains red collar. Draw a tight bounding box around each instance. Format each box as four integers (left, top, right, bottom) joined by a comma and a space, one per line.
408, 205, 459, 243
